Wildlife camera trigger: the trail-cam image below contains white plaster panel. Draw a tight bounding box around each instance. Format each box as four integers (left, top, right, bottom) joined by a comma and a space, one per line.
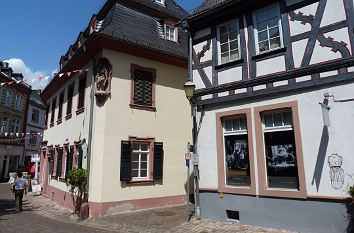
194, 27, 211, 40
295, 75, 311, 82
197, 82, 354, 197
235, 88, 247, 94
256, 56, 286, 76
324, 28, 351, 55
218, 66, 243, 85
289, 2, 318, 36
273, 80, 288, 87
193, 41, 213, 63
320, 70, 338, 78
218, 91, 229, 97
310, 39, 342, 65
201, 94, 213, 100
320, 0, 346, 27
197, 110, 218, 189
193, 69, 207, 90
348, 66, 354, 72
292, 39, 308, 68
253, 84, 267, 91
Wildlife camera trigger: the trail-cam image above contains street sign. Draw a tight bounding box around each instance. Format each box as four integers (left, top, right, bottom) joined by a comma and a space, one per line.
192, 154, 199, 165
185, 152, 192, 160
31, 154, 40, 163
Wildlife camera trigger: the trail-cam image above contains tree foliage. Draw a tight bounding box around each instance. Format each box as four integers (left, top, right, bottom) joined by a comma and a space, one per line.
66, 168, 87, 215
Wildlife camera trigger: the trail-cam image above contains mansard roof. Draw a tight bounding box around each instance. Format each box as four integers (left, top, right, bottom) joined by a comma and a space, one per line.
98, 2, 188, 59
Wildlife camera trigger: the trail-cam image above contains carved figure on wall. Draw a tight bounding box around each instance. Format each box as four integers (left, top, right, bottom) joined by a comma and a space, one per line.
328, 154, 345, 190
95, 57, 112, 99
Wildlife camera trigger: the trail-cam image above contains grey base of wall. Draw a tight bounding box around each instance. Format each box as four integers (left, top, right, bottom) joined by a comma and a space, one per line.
200, 192, 354, 233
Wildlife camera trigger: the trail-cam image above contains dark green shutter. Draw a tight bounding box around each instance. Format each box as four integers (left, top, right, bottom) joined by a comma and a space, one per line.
65, 146, 73, 178
133, 69, 153, 106
120, 140, 132, 181
153, 142, 164, 180
78, 146, 83, 169
57, 148, 63, 177
49, 149, 54, 175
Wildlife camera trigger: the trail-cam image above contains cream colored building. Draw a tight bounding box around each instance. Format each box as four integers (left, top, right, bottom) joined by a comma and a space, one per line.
40, 0, 191, 217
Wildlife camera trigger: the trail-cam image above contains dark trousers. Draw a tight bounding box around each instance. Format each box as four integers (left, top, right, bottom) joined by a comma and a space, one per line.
14, 190, 24, 211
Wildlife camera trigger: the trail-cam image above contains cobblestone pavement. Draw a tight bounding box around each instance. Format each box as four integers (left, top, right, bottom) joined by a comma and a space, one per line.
0, 183, 298, 233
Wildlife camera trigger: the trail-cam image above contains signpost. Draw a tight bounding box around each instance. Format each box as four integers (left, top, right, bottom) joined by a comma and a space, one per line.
31, 153, 40, 180
185, 151, 192, 220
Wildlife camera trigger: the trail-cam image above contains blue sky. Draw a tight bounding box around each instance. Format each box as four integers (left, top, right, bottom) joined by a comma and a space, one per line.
0, 0, 202, 89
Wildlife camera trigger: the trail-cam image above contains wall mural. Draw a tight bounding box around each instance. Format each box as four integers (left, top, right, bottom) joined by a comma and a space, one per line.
328, 153, 345, 190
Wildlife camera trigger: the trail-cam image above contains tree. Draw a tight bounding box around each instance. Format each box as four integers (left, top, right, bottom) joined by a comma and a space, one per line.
66, 168, 87, 215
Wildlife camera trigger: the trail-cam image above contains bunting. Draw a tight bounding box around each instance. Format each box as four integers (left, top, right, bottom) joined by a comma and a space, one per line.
0, 68, 90, 86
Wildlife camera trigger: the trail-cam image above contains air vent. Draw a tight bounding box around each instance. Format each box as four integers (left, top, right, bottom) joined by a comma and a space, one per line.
226, 210, 240, 222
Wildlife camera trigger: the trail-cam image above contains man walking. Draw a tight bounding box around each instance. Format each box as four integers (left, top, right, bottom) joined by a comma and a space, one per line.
12, 171, 28, 212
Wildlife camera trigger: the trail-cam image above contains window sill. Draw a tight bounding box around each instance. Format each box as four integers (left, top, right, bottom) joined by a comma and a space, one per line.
258, 188, 307, 199
57, 119, 62, 125
252, 47, 287, 61
50, 122, 54, 128
76, 107, 85, 115
59, 177, 66, 183
130, 104, 156, 112
65, 114, 72, 120
215, 58, 244, 71
127, 179, 155, 184
218, 185, 256, 196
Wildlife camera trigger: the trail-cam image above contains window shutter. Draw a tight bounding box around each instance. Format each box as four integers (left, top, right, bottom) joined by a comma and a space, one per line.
57, 148, 63, 177
134, 70, 153, 106
120, 140, 132, 181
78, 147, 83, 169
65, 146, 73, 178
49, 149, 54, 175
153, 142, 164, 180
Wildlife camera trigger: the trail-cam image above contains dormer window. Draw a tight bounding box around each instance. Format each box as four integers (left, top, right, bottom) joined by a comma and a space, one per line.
155, 0, 165, 6
165, 24, 176, 42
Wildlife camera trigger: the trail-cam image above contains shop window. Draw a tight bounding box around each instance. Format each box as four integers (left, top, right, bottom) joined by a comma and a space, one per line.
120, 138, 163, 182
223, 117, 250, 186
262, 111, 298, 189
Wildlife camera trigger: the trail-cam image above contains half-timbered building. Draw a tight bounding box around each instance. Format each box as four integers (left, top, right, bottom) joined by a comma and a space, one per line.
185, 0, 354, 232
40, 0, 191, 217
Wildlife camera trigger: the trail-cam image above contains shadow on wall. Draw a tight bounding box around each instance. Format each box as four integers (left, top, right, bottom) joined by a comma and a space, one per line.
312, 125, 329, 192
344, 200, 354, 233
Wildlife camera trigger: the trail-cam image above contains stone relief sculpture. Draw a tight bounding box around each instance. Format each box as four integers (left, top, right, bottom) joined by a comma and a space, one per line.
328, 154, 345, 190
95, 57, 112, 99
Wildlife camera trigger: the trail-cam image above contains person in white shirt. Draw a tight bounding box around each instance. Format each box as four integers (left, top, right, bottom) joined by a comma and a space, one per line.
12, 171, 28, 212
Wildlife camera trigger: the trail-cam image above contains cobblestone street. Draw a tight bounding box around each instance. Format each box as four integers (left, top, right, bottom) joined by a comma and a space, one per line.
0, 183, 298, 233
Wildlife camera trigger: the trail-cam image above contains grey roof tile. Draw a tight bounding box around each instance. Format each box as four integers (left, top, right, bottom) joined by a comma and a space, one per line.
191, 0, 233, 17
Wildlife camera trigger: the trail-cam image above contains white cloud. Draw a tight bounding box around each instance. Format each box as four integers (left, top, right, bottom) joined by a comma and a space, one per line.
4, 58, 54, 90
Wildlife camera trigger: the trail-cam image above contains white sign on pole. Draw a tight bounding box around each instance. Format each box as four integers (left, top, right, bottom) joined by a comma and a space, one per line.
192, 154, 199, 165
31, 154, 40, 163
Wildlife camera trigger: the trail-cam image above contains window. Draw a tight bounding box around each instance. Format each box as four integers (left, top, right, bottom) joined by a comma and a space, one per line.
31, 109, 39, 123
77, 76, 86, 110
254, 4, 283, 54
120, 139, 163, 182
66, 84, 74, 116
223, 117, 250, 186
262, 111, 298, 189
56, 147, 63, 178
50, 97, 56, 125
57, 91, 64, 121
76, 145, 83, 169
5, 91, 12, 107
1, 116, 8, 133
11, 118, 21, 134
218, 20, 240, 64
165, 25, 175, 41
254, 101, 306, 199
65, 146, 74, 178
131, 65, 156, 110
15, 95, 24, 111
29, 131, 37, 146
49, 148, 55, 177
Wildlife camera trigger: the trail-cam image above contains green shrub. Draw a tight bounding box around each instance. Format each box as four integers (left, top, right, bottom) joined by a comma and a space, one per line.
66, 168, 87, 215
348, 185, 354, 198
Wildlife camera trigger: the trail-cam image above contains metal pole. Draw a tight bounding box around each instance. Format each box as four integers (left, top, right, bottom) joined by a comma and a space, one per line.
187, 159, 190, 220
193, 104, 201, 220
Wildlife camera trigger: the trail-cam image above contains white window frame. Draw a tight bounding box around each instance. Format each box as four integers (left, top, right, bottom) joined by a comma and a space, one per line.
1, 116, 8, 133
12, 118, 21, 134
217, 19, 241, 65
5, 90, 13, 107
131, 142, 150, 180
165, 24, 176, 42
253, 4, 284, 55
262, 111, 293, 133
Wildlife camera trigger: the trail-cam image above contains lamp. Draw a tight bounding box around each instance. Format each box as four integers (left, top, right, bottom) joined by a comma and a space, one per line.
184, 81, 196, 101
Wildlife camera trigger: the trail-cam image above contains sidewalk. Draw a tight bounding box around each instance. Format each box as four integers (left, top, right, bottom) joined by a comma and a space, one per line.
25, 192, 297, 233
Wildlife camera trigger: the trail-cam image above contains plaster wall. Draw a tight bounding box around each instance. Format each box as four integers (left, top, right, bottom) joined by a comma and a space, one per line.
197, 80, 354, 197
256, 55, 286, 76
88, 49, 191, 203
218, 66, 243, 84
